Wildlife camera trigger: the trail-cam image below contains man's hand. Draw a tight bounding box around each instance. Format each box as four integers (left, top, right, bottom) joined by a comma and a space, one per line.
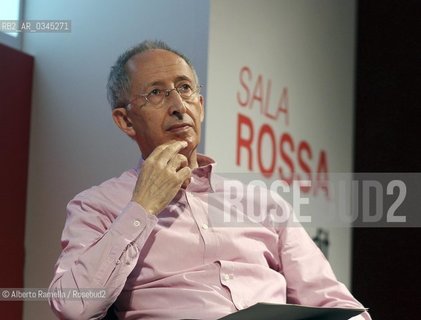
131, 140, 192, 215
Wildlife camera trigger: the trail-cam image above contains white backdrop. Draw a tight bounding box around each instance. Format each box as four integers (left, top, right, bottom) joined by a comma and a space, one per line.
205, 0, 356, 287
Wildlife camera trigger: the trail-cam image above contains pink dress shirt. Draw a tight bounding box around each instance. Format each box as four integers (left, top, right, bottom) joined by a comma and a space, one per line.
49, 155, 370, 320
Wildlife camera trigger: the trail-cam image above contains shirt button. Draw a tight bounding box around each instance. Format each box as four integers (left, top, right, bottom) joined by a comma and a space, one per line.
223, 273, 230, 281
133, 219, 141, 227
201, 223, 209, 230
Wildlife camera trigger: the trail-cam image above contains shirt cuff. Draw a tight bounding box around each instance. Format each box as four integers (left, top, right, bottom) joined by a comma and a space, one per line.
110, 201, 158, 244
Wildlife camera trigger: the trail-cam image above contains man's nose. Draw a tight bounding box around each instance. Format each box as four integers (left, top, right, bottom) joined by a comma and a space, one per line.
166, 89, 187, 114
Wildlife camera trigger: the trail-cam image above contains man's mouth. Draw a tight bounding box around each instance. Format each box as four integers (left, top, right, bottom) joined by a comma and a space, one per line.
166, 123, 192, 133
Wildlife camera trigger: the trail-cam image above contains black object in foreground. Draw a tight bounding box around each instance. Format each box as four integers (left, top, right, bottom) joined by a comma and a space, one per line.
218, 303, 366, 320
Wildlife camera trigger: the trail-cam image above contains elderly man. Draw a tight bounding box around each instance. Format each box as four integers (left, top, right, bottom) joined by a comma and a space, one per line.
49, 40, 370, 320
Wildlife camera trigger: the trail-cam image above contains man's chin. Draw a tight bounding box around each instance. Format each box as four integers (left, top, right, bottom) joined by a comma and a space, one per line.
178, 140, 199, 166
167, 133, 198, 149
179, 144, 197, 157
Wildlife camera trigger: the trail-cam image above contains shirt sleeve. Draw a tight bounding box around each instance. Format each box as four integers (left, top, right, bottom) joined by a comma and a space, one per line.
277, 210, 371, 320
48, 197, 158, 320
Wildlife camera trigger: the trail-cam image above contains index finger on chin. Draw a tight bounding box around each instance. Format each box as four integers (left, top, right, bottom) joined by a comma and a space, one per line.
162, 140, 188, 157
150, 140, 188, 161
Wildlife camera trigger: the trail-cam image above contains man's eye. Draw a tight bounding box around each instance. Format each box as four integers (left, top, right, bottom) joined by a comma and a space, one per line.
178, 84, 193, 93
148, 88, 162, 96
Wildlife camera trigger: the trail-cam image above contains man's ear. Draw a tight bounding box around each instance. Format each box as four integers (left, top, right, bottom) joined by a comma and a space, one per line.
112, 108, 136, 138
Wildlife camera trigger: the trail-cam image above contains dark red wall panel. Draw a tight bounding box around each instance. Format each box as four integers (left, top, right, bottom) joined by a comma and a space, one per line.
0, 43, 34, 319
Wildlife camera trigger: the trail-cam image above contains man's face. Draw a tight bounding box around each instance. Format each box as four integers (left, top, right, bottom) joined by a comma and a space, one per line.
120, 49, 204, 159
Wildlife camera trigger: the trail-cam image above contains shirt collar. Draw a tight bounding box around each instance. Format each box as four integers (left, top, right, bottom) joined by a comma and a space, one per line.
190, 154, 217, 192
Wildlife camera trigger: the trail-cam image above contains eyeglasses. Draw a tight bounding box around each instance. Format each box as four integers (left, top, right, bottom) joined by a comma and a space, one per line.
126, 83, 201, 109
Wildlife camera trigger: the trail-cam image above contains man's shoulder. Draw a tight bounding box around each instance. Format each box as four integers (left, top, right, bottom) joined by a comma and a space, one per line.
69, 168, 137, 209
62, 168, 138, 238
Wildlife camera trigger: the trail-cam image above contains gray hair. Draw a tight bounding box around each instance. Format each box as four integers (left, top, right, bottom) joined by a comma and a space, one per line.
106, 40, 199, 109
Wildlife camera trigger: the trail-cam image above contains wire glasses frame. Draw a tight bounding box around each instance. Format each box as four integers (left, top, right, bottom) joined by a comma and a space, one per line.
125, 84, 202, 109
